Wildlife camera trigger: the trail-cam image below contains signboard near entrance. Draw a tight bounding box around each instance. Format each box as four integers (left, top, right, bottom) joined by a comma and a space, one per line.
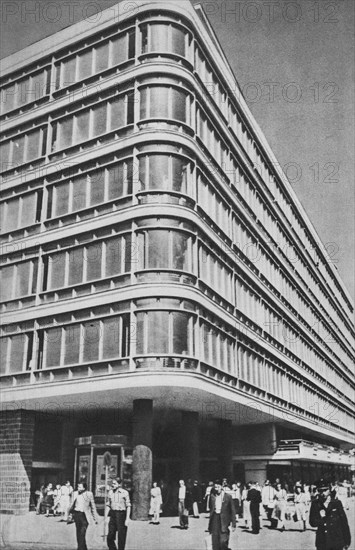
95, 453, 118, 497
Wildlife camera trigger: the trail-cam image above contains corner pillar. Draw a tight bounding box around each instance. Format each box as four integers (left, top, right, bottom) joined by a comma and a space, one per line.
219, 419, 233, 482
132, 399, 153, 520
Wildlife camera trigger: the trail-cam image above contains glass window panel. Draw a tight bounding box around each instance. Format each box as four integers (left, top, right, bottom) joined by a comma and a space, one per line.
0, 265, 14, 301
172, 157, 188, 193
140, 88, 148, 118
77, 50, 93, 80
150, 24, 169, 52
139, 157, 146, 190
172, 232, 189, 271
141, 25, 148, 53
106, 237, 121, 276
171, 89, 186, 122
72, 176, 87, 211
45, 327, 62, 367
49, 252, 66, 289
15, 262, 30, 297
58, 118, 73, 149
136, 312, 144, 354
172, 312, 189, 354
111, 34, 127, 65
30, 71, 46, 101
17, 78, 29, 107
149, 155, 169, 189
12, 136, 25, 165
1, 84, 16, 114
26, 129, 41, 162
31, 261, 38, 294
0, 142, 11, 169
54, 182, 70, 217
95, 42, 109, 73
9, 334, 25, 372
126, 160, 133, 194
5, 198, 19, 232
74, 111, 90, 143
108, 162, 124, 199
102, 316, 120, 359
147, 230, 169, 268
92, 103, 107, 136
68, 247, 84, 285
85, 242, 102, 281
64, 324, 80, 365
89, 169, 105, 205
61, 57, 76, 87
171, 26, 186, 56
21, 193, 36, 227
83, 321, 100, 362
109, 96, 125, 130
0, 338, 8, 375
124, 234, 132, 272
128, 29, 135, 58
147, 311, 169, 353
150, 88, 169, 118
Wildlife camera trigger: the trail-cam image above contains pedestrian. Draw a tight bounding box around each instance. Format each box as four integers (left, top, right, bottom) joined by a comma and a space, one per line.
261, 480, 275, 523
192, 480, 202, 518
106, 478, 131, 550
177, 479, 191, 529
230, 482, 241, 521
42, 483, 54, 517
309, 481, 351, 550
60, 480, 73, 521
241, 482, 251, 529
69, 482, 99, 550
294, 485, 308, 531
208, 479, 236, 550
35, 484, 45, 515
149, 481, 162, 524
204, 481, 214, 515
273, 482, 287, 531
247, 481, 262, 534
53, 484, 62, 515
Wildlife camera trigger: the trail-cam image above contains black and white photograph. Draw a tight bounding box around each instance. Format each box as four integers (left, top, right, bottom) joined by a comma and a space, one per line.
0, 1, 354, 549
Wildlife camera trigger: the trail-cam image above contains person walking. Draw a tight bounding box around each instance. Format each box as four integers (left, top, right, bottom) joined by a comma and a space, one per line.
309, 481, 351, 550
273, 482, 288, 531
106, 478, 131, 550
35, 484, 45, 515
208, 480, 236, 550
261, 480, 276, 524
178, 479, 192, 529
149, 481, 162, 524
42, 483, 54, 517
294, 485, 308, 531
192, 480, 202, 518
247, 481, 262, 534
60, 480, 73, 522
241, 483, 251, 529
69, 482, 99, 550
230, 482, 242, 521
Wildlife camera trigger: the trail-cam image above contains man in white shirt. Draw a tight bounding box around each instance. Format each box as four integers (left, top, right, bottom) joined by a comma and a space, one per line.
70, 482, 99, 550
178, 479, 191, 529
106, 478, 131, 550
261, 480, 275, 522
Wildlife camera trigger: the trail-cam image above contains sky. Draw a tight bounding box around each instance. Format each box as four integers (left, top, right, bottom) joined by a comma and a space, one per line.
0, 0, 354, 301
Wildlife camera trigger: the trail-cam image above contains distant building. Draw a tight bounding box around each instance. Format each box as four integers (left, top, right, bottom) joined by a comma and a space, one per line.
0, 0, 354, 516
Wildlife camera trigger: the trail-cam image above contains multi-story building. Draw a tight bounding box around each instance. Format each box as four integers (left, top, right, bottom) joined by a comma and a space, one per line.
0, 0, 354, 517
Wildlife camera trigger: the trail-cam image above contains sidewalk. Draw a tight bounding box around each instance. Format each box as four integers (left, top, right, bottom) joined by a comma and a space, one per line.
1, 503, 354, 550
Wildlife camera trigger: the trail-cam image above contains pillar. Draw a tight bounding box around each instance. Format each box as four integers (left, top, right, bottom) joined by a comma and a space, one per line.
132, 399, 153, 520
181, 411, 200, 481
219, 419, 233, 482
0, 409, 35, 514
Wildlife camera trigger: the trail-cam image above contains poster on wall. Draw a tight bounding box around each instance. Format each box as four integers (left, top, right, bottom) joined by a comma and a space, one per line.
78, 455, 91, 487
95, 453, 118, 497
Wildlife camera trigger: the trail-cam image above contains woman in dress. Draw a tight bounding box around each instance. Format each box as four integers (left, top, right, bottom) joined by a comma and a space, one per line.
149, 481, 162, 524
273, 482, 288, 531
242, 483, 251, 529
59, 480, 73, 521
294, 485, 308, 531
42, 483, 54, 517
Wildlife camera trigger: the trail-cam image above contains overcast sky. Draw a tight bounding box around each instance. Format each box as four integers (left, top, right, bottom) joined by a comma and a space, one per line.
1, 0, 354, 300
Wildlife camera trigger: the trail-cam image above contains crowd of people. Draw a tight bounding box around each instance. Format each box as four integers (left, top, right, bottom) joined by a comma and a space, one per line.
34, 476, 353, 550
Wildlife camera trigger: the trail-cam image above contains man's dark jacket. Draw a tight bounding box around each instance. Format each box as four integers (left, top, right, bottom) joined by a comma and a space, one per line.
208, 492, 236, 533
309, 497, 351, 549
247, 488, 262, 513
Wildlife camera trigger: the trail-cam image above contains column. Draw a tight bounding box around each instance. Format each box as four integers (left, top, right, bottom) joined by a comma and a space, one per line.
132, 399, 153, 520
0, 409, 35, 514
181, 411, 200, 481
219, 419, 233, 482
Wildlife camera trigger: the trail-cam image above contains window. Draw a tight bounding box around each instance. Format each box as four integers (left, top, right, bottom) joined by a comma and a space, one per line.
139, 154, 189, 193
64, 324, 81, 365
77, 50, 93, 80
45, 327, 62, 368
74, 111, 90, 143
172, 311, 189, 353
0, 266, 14, 301
89, 169, 105, 205
83, 321, 100, 362
109, 96, 126, 130
141, 23, 186, 57
93, 103, 107, 137
140, 87, 189, 123
94, 42, 109, 73
61, 57, 76, 88
9, 334, 26, 373
139, 230, 191, 272
102, 317, 120, 359
85, 242, 102, 281
54, 182, 70, 216
58, 118, 73, 149
68, 247, 84, 285
136, 310, 192, 355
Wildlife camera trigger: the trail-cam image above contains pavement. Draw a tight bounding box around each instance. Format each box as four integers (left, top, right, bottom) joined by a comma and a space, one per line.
1, 503, 354, 550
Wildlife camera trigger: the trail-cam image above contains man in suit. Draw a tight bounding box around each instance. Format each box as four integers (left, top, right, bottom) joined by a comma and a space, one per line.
70, 482, 99, 550
247, 481, 262, 534
208, 480, 236, 550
